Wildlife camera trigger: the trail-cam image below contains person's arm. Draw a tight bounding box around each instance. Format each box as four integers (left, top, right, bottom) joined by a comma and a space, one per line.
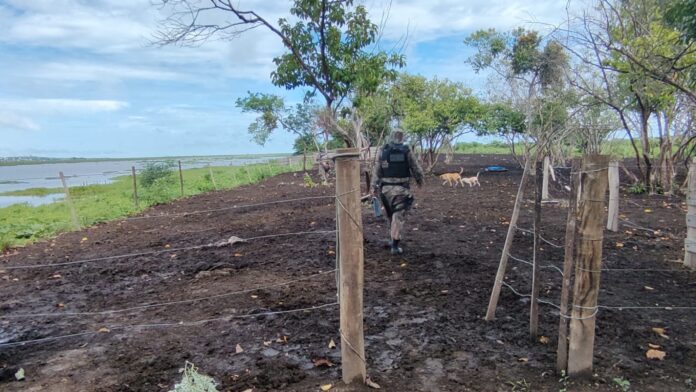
371, 148, 383, 193
408, 150, 425, 187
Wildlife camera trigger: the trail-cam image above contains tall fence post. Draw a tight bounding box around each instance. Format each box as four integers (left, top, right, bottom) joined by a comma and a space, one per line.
530, 160, 543, 338
568, 155, 610, 377
607, 161, 619, 232
486, 157, 532, 320
556, 159, 580, 373
542, 156, 550, 201
178, 160, 184, 197
59, 172, 80, 230
131, 166, 139, 209
245, 166, 253, 183
334, 147, 367, 385
208, 164, 218, 190
686, 158, 696, 268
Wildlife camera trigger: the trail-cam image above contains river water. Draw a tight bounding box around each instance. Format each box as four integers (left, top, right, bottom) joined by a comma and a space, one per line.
0, 156, 284, 208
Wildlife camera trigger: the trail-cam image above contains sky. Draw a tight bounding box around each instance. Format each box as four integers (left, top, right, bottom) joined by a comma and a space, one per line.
0, 0, 578, 158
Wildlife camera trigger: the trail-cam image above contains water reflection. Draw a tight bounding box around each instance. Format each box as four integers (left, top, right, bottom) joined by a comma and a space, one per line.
0, 194, 64, 208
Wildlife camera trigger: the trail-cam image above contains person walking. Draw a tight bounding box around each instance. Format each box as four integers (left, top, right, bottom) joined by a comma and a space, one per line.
371, 129, 424, 255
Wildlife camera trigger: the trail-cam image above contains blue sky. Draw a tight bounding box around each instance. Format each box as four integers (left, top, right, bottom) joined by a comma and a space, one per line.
0, 0, 576, 158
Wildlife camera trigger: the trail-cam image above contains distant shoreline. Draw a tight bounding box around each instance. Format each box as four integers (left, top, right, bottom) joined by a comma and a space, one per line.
0, 153, 292, 166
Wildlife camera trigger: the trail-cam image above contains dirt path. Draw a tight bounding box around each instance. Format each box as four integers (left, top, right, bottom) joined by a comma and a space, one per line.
1, 155, 695, 392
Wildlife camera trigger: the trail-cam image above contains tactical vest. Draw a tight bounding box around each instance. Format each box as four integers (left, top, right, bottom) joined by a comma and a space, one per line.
380, 143, 411, 179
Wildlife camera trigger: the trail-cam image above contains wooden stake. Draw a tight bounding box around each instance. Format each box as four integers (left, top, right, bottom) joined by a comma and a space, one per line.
59, 172, 80, 230
131, 166, 139, 209
606, 161, 619, 232
246, 166, 253, 183
556, 159, 580, 373
530, 160, 543, 338
208, 165, 218, 190
178, 160, 184, 196
568, 155, 610, 378
685, 158, 696, 268
542, 156, 550, 200
486, 157, 532, 320
335, 147, 367, 385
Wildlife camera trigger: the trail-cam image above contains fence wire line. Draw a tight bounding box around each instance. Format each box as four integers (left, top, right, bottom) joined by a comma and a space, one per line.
501, 281, 561, 310
514, 226, 564, 249
1, 270, 336, 319
574, 303, 696, 311
335, 189, 362, 230
505, 252, 564, 276
0, 302, 338, 348
502, 281, 601, 321
2, 229, 336, 270
125, 195, 334, 221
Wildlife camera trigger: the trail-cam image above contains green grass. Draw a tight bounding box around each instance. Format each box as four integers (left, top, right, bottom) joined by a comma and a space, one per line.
0, 160, 303, 252
454, 141, 511, 154
455, 139, 670, 158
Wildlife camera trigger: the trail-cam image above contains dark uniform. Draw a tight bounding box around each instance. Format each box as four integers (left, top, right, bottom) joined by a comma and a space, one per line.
371, 139, 424, 254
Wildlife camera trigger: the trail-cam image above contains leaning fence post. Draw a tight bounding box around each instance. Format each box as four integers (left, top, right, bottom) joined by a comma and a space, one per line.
208, 164, 218, 190
59, 172, 80, 230
131, 166, 139, 209
486, 156, 532, 320
334, 147, 367, 385
178, 160, 184, 197
685, 158, 696, 268
556, 159, 580, 373
606, 161, 619, 232
568, 155, 610, 377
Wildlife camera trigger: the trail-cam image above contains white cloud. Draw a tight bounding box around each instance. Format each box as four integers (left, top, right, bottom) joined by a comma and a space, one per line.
0, 112, 41, 131
0, 99, 129, 115
367, 0, 577, 43
33, 62, 183, 82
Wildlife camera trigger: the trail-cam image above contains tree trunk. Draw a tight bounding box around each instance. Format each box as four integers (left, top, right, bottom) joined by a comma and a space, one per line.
639, 109, 652, 190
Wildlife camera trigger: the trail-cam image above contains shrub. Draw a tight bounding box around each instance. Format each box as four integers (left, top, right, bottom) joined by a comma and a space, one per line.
170, 362, 218, 392
140, 161, 175, 188
628, 183, 647, 194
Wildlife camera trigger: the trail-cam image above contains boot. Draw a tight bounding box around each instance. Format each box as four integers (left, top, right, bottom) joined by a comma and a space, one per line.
390, 239, 403, 255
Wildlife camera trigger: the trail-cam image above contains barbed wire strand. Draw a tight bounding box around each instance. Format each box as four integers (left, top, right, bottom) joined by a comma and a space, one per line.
2, 230, 336, 270
2, 270, 336, 318
0, 302, 338, 348
125, 195, 334, 221
506, 252, 564, 276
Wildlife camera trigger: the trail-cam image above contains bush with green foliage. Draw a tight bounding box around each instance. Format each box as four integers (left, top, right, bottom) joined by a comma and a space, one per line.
140, 161, 176, 188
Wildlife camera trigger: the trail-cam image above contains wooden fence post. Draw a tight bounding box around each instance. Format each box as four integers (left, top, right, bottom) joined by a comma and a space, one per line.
59, 172, 80, 230
335, 147, 367, 385
686, 158, 696, 268
178, 160, 184, 196
568, 155, 610, 377
607, 161, 619, 232
542, 156, 550, 201
486, 157, 533, 320
208, 165, 218, 190
131, 166, 139, 209
556, 159, 580, 373
245, 166, 253, 183
530, 160, 543, 338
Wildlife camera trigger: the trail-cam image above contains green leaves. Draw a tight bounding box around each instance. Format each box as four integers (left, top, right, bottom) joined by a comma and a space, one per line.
271, 0, 401, 107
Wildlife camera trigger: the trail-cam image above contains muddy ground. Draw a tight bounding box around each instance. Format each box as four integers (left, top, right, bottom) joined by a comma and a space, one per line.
1, 154, 695, 392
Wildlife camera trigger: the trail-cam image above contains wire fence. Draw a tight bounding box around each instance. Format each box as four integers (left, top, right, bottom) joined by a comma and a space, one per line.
0, 188, 347, 352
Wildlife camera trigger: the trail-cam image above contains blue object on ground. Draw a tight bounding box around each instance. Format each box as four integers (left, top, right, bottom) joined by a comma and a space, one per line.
372, 196, 382, 217
485, 166, 508, 172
